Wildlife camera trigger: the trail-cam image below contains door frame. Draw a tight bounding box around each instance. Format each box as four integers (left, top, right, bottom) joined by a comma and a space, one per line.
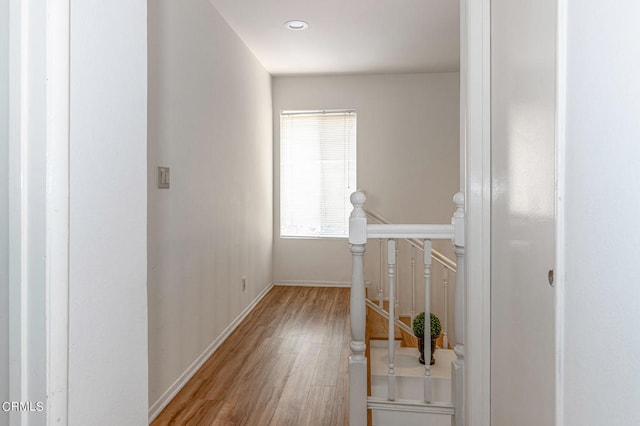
554, 0, 567, 424
467, 0, 568, 424
45, 0, 71, 424
462, 0, 492, 425
7, 0, 71, 424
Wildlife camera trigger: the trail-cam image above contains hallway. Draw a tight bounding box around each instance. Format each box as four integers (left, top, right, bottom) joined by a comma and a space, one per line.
151, 286, 351, 425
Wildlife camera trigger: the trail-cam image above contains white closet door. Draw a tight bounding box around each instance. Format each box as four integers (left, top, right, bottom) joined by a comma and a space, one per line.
491, 0, 557, 424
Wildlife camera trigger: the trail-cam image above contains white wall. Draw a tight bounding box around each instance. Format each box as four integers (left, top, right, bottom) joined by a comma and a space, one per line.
273, 73, 459, 277
68, 1, 148, 424
561, 1, 640, 424
272, 73, 459, 339
147, 0, 273, 414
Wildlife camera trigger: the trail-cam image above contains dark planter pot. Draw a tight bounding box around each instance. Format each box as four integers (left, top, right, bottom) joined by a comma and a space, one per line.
417, 335, 438, 365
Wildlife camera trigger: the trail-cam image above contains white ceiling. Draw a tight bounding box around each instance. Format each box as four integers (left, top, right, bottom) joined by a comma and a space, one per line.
208, 0, 460, 76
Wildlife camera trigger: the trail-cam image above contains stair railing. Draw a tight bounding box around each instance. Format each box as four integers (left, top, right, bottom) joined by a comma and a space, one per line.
348, 191, 465, 426
365, 209, 457, 346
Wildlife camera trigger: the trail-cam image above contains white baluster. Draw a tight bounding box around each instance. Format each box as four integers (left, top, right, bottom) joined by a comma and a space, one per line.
394, 244, 400, 320
378, 238, 384, 308
451, 192, 465, 426
387, 238, 396, 401
410, 245, 416, 321
443, 268, 449, 350
423, 239, 433, 403
349, 191, 367, 426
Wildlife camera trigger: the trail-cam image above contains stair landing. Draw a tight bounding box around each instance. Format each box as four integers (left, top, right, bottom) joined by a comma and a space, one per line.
370, 345, 456, 379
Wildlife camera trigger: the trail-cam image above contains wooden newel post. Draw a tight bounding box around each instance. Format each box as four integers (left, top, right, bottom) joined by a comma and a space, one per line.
349, 191, 367, 426
451, 192, 465, 426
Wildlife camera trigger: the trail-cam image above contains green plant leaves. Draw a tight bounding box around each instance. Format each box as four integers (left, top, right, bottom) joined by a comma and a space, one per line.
412, 311, 441, 337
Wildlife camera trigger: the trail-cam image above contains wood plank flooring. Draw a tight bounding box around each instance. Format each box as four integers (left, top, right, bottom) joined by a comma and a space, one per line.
151, 286, 351, 426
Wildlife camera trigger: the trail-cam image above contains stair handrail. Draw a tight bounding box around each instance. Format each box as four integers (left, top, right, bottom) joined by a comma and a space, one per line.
365, 209, 456, 272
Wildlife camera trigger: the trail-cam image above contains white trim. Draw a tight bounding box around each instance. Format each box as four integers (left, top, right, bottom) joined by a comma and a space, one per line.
147, 282, 275, 422
17, 0, 29, 411
45, 0, 71, 424
8, 0, 50, 418
8, 0, 23, 412
367, 224, 455, 240
367, 397, 454, 415
464, 0, 492, 424
274, 280, 351, 288
554, 0, 567, 424
281, 109, 356, 116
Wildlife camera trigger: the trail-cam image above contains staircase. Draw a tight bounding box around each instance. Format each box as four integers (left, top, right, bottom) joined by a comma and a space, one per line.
366, 300, 417, 348
348, 190, 465, 426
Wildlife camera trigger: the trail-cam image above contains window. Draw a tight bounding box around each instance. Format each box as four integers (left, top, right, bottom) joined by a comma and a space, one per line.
280, 110, 357, 238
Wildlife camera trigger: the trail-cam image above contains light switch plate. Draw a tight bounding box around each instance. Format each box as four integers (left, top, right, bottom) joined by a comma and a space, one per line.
158, 166, 170, 189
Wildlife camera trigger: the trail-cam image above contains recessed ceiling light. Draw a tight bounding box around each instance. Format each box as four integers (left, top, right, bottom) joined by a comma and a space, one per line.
284, 20, 309, 31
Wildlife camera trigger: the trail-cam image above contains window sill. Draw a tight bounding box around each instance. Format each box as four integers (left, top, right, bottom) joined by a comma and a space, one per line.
279, 235, 348, 240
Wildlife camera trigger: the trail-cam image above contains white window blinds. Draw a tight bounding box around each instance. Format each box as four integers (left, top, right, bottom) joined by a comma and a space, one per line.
280, 110, 357, 238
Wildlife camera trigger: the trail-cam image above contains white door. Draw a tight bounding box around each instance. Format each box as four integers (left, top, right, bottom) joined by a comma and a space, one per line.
490, 0, 557, 424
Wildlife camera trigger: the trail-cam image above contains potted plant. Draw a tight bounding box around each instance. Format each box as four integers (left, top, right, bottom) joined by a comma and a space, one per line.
412, 312, 442, 365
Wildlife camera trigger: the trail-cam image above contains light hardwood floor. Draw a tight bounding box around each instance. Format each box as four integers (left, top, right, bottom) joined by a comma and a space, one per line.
151, 286, 351, 426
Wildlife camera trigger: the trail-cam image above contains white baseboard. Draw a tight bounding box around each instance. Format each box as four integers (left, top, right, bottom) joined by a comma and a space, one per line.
148, 282, 275, 423
275, 280, 351, 288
